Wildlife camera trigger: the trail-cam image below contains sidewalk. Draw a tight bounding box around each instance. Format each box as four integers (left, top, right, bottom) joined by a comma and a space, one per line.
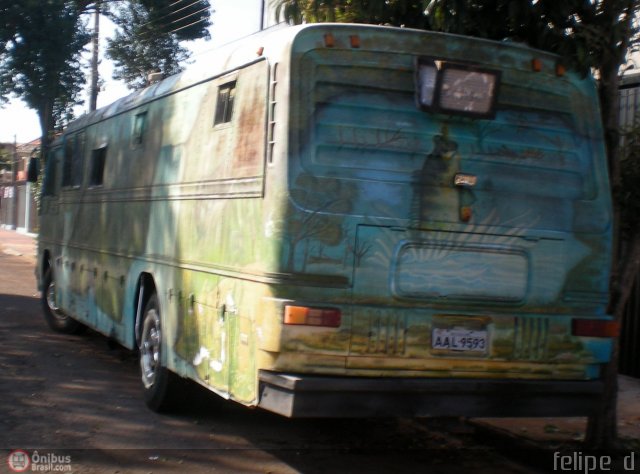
0, 227, 37, 262
0, 228, 638, 447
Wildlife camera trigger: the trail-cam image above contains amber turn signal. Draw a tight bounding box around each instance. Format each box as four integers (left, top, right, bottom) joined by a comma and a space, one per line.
284, 305, 342, 327
532, 58, 543, 72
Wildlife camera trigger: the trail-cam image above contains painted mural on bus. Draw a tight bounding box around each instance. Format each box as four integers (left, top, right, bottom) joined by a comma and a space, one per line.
34, 23, 613, 417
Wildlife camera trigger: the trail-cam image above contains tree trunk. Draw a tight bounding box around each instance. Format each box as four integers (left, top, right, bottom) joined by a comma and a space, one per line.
89, 1, 100, 112
587, 232, 640, 447
38, 99, 54, 163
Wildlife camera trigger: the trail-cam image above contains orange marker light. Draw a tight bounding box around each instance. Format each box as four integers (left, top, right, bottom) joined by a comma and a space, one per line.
324, 33, 335, 48
556, 63, 566, 77
532, 58, 543, 72
460, 206, 472, 223
349, 35, 360, 48
257, 46, 264, 56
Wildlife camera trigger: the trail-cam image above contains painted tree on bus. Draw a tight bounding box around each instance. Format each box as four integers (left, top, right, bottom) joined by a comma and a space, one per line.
285, 174, 358, 273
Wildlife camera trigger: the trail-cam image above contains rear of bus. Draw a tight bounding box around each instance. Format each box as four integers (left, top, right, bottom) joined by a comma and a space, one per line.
257, 24, 613, 418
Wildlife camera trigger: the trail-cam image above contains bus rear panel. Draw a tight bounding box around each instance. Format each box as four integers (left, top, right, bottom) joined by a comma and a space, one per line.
256, 25, 612, 418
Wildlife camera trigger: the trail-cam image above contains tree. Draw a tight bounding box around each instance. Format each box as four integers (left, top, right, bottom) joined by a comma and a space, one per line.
105, 0, 211, 89
0, 0, 212, 157
0, 145, 11, 172
272, 0, 429, 28
138, 0, 211, 41
274, 0, 640, 448
0, 0, 90, 153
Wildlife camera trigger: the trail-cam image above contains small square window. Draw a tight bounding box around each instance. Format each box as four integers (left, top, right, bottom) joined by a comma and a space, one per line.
214, 81, 236, 125
89, 147, 107, 187
132, 112, 148, 145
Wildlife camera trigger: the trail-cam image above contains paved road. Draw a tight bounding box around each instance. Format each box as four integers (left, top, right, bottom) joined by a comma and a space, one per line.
0, 233, 546, 473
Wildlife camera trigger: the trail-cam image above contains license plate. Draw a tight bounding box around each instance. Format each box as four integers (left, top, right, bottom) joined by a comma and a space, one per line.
432, 328, 488, 353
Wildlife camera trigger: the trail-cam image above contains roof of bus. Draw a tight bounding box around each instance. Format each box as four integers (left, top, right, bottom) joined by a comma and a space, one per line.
63, 22, 559, 135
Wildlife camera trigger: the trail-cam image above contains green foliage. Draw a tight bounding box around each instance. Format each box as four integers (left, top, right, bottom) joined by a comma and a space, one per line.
426, 0, 638, 75
274, 0, 638, 76
0, 0, 90, 139
272, 0, 430, 28
106, 1, 212, 90
138, 0, 211, 41
0, 146, 11, 172
106, 2, 191, 90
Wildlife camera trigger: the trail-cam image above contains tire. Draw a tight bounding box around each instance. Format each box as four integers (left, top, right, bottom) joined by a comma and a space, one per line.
41, 268, 85, 334
139, 293, 182, 412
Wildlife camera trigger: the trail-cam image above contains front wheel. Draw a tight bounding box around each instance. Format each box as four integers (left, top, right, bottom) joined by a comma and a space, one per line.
139, 293, 182, 412
41, 268, 84, 334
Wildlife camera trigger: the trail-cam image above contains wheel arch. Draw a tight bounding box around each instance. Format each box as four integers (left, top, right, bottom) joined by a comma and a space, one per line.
133, 272, 157, 349
38, 250, 53, 292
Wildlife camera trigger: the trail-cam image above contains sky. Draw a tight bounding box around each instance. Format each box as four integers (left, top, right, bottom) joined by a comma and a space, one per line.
0, 0, 267, 144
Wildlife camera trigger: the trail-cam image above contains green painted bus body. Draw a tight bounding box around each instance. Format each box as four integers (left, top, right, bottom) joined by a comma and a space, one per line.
37, 24, 613, 416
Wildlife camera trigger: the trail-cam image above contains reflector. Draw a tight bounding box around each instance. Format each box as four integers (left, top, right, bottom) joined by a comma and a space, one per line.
324, 33, 335, 48
572, 319, 620, 338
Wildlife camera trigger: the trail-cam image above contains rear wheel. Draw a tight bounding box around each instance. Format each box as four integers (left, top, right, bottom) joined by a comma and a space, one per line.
41, 268, 84, 334
139, 293, 182, 412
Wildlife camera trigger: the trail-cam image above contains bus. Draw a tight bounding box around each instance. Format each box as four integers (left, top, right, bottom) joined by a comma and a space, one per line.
34, 23, 615, 418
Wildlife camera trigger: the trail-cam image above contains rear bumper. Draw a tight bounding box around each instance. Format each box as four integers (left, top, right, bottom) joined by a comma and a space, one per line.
258, 370, 603, 418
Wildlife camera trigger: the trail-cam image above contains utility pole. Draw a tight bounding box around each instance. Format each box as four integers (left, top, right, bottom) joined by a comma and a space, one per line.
11, 136, 17, 230
89, 1, 100, 112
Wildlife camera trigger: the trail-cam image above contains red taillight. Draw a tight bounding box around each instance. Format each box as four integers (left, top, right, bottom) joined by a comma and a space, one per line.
572, 319, 620, 338
284, 305, 341, 328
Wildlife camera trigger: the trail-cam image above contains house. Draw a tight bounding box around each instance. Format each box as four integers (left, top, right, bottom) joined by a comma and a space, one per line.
0, 138, 40, 232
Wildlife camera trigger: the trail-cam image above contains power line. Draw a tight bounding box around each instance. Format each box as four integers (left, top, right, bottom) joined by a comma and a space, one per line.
164, 5, 210, 31
136, 0, 209, 33
166, 16, 208, 36
115, 1, 210, 44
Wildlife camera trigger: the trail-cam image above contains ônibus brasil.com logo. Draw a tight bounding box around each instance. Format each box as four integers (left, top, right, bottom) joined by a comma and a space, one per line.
7, 450, 72, 472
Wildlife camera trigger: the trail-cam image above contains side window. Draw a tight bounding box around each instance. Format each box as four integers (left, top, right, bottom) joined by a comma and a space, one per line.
62, 133, 85, 188
214, 81, 236, 125
62, 138, 74, 187
132, 111, 148, 145
42, 147, 62, 197
89, 146, 107, 187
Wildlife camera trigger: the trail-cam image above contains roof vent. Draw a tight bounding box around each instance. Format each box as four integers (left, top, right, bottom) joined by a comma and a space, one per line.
147, 72, 163, 85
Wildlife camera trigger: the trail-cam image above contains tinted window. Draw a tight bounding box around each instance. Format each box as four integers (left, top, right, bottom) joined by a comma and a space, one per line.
89, 147, 107, 186
62, 133, 84, 188
132, 112, 148, 144
214, 81, 236, 125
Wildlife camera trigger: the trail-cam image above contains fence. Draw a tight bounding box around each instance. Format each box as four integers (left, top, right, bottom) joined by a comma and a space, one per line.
0, 182, 37, 234
618, 73, 640, 378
